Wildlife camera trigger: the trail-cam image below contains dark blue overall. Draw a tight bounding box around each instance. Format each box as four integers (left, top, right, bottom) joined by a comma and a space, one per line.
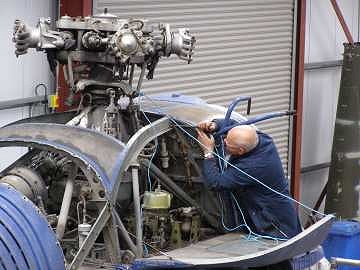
202, 129, 302, 239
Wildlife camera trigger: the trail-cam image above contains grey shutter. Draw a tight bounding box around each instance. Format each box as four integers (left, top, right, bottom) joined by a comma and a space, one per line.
93, 0, 296, 174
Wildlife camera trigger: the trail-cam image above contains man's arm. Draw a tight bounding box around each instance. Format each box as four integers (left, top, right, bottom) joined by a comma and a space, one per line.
213, 118, 238, 132
202, 158, 254, 190
197, 123, 254, 190
197, 119, 239, 134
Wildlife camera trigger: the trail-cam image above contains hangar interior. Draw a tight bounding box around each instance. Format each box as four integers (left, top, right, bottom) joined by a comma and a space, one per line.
0, 0, 359, 269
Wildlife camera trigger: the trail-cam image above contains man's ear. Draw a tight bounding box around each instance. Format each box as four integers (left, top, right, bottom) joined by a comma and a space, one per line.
238, 147, 247, 155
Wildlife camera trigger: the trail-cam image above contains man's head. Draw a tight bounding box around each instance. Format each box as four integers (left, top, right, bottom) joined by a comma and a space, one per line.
224, 125, 258, 156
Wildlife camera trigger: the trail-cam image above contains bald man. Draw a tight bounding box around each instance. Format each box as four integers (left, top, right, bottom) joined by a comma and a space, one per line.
197, 121, 302, 239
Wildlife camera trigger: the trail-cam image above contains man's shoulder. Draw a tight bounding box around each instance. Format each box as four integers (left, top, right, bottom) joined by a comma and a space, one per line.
238, 131, 279, 165
256, 130, 273, 142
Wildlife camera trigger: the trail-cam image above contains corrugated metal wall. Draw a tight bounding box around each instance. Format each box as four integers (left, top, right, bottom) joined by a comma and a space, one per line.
93, 0, 296, 174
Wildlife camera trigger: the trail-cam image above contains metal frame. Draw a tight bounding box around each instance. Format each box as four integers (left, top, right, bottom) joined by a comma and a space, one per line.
330, 0, 354, 44
109, 117, 172, 257
288, 0, 299, 184
110, 117, 172, 202
0, 123, 127, 268
291, 0, 306, 201
291, 0, 355, 201
0, 123, 126, 192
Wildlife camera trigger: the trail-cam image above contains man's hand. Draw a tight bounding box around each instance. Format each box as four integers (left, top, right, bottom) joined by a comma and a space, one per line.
196, 129, 215, 155
197, 121, 217, 133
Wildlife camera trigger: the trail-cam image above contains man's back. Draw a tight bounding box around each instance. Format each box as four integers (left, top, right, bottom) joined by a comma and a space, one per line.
202, 131, 302, 238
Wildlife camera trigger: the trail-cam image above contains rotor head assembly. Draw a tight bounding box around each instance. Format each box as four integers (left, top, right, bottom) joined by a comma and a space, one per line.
12, 11, 195, 99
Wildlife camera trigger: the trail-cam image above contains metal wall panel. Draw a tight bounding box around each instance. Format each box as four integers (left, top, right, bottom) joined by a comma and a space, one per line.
93, 0, 295, 173
299, 0, 359, 223
0, 0, 55, 171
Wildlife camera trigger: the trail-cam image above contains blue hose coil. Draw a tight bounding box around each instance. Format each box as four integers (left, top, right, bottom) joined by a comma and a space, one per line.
0, 184, 65, 270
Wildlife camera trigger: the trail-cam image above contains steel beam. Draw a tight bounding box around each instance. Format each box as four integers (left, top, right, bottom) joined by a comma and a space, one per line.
330, 0, 354, 44
291, 0, 306, 201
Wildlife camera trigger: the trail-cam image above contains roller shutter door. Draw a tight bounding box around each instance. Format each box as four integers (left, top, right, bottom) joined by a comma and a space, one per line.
93, 0, 296, 174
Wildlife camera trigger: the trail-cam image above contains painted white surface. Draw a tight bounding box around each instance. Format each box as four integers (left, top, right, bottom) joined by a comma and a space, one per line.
300, 0, 359, 222
301, 68, 341, 167
305, 0, 359, 63
0, 0, 55, 170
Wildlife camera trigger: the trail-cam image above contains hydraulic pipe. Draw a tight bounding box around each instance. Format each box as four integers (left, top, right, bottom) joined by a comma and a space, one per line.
131, 164, 143, 258
56, 168, 76, 240
223, 96, 252, 128
216, 110, 296, 136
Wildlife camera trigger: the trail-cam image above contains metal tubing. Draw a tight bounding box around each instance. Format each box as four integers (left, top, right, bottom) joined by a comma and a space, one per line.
331, 257, 360, 267
288, 0, 300, 181
112, 210, 138, 255
223, 96, 252, 126
136, 64, 146, 92
129, 64, 135, 88
330, 0, 354, 44
217, 111, 295, 136
131, 164, 143, 258
0, 96, 47, 111
56, 169, 76, 240
301, 162, 331, 173
305, 182, 328, 228
305, 60, 342, 70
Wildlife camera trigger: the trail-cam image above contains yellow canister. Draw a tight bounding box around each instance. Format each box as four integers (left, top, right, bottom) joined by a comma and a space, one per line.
143, 188, 172, 209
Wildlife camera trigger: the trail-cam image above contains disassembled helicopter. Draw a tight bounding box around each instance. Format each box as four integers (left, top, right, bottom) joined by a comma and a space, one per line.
0, 11, 333, 270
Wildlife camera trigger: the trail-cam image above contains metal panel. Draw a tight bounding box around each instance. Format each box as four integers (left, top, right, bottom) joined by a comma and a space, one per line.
93, 0, 295, 173
0, 123, 126, 194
